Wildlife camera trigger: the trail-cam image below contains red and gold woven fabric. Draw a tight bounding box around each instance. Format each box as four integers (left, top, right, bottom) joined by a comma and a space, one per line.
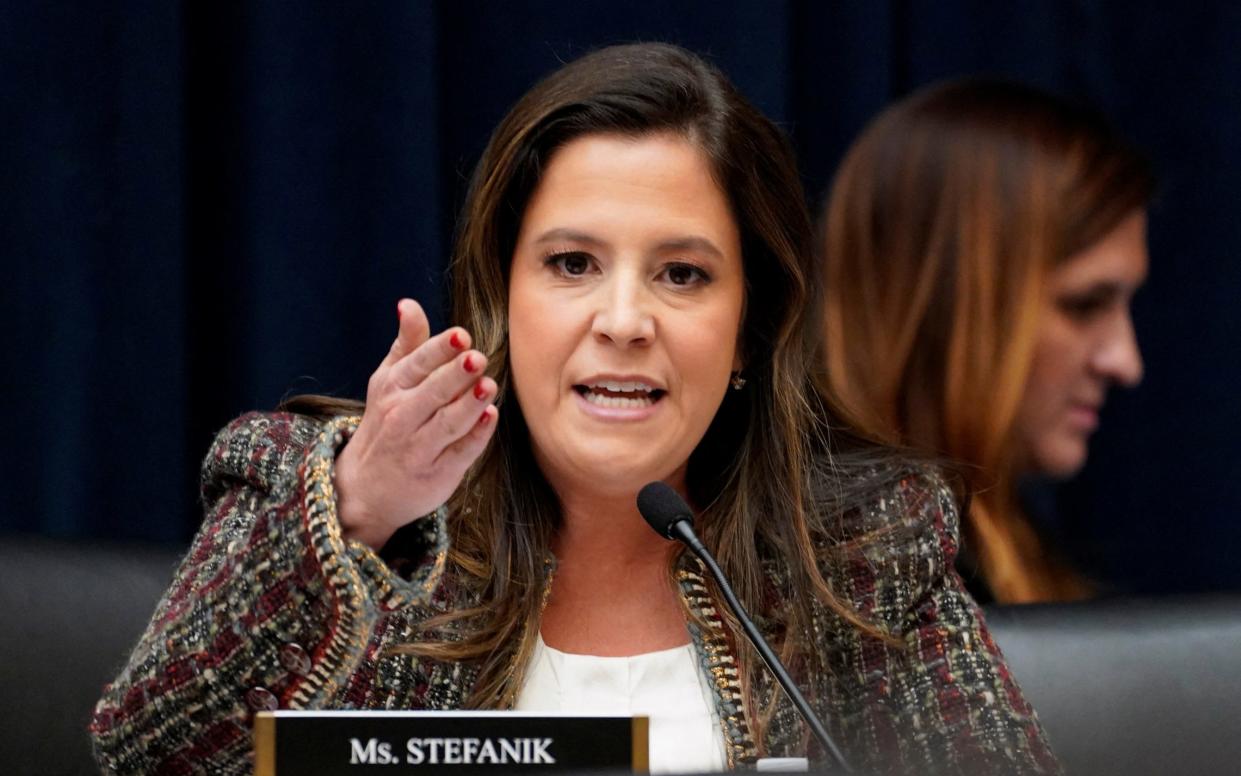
90, 412, 1059, 775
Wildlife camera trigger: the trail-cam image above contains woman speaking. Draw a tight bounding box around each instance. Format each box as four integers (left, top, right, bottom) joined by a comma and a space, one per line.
91, 45, 1058, 774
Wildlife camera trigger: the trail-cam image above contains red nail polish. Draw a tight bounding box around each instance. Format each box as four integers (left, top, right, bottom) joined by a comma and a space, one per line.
478, 409, 493, 425
463, 354, 478, 373
473, 381, 488, 400
450, 332, 464, 350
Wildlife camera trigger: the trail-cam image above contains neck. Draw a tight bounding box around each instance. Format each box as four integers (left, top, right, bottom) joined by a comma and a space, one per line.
553, 487, 678, 571
540, 480, 692, 656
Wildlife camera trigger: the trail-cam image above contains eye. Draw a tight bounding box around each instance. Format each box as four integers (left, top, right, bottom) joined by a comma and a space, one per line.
661, 262, 711, 287
1056, 289, 1115, 321
545, 251, 594, 277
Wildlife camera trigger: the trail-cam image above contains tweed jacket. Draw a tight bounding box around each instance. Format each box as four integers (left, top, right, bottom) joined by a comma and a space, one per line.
91, 412, 1061, 775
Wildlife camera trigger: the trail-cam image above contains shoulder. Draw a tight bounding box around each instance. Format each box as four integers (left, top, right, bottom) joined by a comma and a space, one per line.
848, 463, 959, 560
812, 453, 961, 554
813, 458, 964, 631
199, 411, 348, 502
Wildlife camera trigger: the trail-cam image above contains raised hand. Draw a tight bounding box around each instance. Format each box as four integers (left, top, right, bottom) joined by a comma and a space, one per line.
333, 299, 498, 549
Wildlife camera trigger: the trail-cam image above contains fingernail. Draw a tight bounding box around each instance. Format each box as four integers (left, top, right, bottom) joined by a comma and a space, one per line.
478, 408, 493, 426
463, 354, 479, 373
473, 381, 488, 400
396, 301, 403, 320
450, 331, 464, 350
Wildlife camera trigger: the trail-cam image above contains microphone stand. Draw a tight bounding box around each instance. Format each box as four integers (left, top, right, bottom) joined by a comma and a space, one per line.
669, 520, 853, 773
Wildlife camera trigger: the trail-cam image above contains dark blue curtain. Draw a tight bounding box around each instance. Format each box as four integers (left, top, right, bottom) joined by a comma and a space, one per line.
4, 1, 1239, 594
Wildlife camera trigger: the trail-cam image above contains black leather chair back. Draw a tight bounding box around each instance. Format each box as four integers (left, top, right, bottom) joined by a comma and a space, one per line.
3, 533, 1239, 776
986, 595, 1241, 775
0, 535, 182, 776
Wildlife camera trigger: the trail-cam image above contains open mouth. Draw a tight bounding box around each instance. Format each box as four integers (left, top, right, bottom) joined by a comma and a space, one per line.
574, 380, 666, 409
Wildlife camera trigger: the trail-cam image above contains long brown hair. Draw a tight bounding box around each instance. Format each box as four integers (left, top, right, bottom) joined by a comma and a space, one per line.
435, 42, 883, 716
821, 78, 1153, 602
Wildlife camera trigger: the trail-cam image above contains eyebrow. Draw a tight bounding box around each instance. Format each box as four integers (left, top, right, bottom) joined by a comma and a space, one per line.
1056, 282, 1146, 310
657, 236, 726, 260
1064, 282, 1122, 297
1065, 279, 1143, 297
533, 228, 726, 260
534, 228, 607, 249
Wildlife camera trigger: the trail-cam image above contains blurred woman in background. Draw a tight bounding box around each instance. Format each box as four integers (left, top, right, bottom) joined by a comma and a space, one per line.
821, 78, 1153, 603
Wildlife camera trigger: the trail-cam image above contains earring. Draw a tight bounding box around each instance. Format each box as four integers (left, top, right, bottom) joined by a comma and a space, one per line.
729, 371, 746, 390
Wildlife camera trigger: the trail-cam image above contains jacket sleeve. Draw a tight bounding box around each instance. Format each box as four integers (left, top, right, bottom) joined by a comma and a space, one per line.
90, 412, 448, 775
824, 470, 1062, 775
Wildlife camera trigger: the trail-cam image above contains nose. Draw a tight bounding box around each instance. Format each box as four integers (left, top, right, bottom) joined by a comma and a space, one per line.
1092, 310, 1143, 387
591, 272, 655, 348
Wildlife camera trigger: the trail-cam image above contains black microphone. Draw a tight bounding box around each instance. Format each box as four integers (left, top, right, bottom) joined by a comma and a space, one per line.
637, 482, 853, 773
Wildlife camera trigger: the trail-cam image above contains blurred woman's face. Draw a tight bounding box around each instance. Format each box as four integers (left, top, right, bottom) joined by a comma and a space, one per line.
507, 132, 745, 499
1015, 209, 1148, 477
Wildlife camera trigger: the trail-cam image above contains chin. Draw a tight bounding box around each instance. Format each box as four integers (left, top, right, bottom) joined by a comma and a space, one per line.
554, 446, 681, 495
571, 464, 664, 497
1032, 439, 1089, 479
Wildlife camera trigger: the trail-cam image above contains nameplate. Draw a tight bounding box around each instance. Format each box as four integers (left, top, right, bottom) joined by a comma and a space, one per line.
254, 711, 649, 774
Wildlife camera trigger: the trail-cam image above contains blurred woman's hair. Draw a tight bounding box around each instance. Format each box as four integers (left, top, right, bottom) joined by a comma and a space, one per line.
821, 77, 1153, 602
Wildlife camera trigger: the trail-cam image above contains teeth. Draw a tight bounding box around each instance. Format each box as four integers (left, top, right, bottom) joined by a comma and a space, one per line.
584, 392, 654, 409
588, 380, 654, 394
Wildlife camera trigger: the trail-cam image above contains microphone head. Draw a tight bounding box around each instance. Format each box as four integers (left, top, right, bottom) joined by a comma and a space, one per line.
637, 481, 694, 540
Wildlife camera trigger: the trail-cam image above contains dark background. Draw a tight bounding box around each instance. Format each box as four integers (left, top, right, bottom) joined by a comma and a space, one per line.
3, 1, 1238, 594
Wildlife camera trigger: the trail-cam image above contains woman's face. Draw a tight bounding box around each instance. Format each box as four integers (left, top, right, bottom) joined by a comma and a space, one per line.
507, 132, 745, 499
1014, 209, 1148, 478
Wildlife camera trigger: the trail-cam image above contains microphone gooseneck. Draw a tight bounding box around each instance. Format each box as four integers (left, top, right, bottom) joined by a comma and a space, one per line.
636, 482, 853, 773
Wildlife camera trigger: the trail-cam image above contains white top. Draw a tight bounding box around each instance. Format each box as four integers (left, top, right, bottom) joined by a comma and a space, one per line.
514, 634, 728, 774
